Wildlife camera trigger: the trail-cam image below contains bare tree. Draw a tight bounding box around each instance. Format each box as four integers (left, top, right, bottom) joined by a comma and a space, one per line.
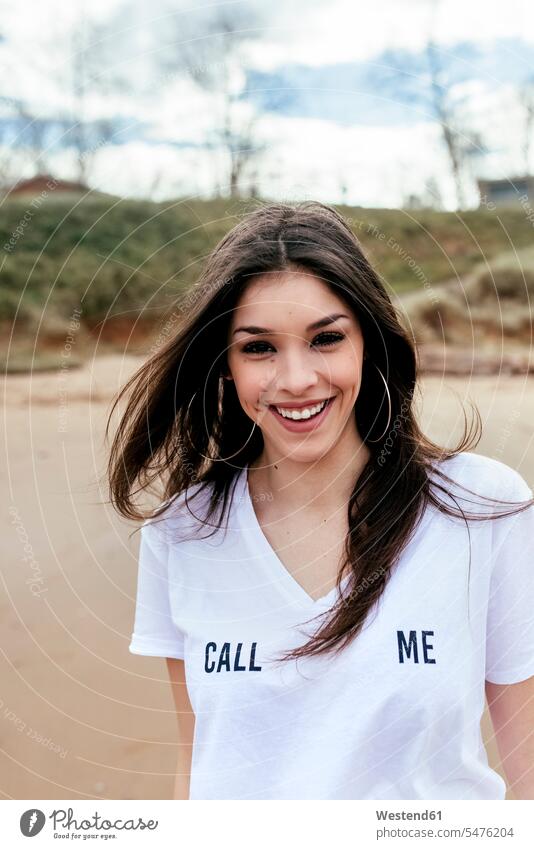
222, 110, 266, 198
423, 176, 444, 210
425, 1, 486, 209
518, 77, 534, 175
15, 104, 55, 175
0, 24, 54, 184
0, 5, 131, 188
160, 4, 267, 197
426, 40, 486, 209
66, 8, 130, 184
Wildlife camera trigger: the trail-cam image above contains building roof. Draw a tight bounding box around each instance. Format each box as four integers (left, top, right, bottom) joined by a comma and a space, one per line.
8, 174, 90, 195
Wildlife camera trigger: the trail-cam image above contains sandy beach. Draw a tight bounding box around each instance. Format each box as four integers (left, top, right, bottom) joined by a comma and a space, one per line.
1, 354, 533, 799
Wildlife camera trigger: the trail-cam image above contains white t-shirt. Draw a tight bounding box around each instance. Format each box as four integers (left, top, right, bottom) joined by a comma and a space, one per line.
129, 451, 534, 800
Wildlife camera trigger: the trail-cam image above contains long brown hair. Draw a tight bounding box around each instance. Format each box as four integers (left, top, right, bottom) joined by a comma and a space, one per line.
106, 200, 533, 663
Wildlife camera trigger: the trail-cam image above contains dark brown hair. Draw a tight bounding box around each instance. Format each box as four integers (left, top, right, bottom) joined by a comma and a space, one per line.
106, 200, 533, 663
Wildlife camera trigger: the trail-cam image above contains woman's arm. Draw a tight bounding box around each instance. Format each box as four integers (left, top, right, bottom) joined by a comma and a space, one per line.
485, 676, 534, 800
166, 658, 196, 800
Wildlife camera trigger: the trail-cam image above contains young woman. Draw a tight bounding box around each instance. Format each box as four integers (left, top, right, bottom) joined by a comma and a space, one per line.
107, 201, 534, 801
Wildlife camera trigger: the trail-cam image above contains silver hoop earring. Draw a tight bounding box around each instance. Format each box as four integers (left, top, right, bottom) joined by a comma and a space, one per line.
366, 362, 392, 443
184, 388, 257, 462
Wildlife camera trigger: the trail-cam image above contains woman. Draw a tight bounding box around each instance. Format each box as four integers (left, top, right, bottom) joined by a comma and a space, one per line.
107, 201, 534, 800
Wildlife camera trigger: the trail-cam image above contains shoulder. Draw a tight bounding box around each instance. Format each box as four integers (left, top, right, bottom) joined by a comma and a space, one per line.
430, 451, 532, 506
142, 479, 216, 545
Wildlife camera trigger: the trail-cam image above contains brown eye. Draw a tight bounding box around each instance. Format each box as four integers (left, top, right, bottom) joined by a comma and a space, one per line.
242, 332, 344, 355
241, 341, 274, 354
313, 332, 345, 348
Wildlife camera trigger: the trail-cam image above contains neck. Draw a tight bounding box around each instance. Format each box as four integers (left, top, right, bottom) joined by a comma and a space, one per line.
248, 438, 371, 514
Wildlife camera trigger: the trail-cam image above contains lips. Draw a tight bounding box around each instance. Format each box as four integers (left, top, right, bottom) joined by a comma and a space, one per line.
267, 395, 336, 430
268, 395, 335, 411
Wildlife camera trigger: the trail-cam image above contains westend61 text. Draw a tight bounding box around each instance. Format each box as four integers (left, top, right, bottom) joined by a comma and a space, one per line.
376, 809, 442, 820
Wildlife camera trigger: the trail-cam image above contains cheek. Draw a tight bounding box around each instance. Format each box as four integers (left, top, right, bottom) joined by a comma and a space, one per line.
328, 351, 362, 388
231, 354, 278, 397
232, 364, 265, 404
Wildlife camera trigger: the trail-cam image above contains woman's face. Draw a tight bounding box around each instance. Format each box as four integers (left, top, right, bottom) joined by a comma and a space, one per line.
225, 269, 367, 463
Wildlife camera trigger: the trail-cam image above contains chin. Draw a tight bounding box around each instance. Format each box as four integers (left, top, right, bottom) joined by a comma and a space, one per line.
278, 444, 334, 463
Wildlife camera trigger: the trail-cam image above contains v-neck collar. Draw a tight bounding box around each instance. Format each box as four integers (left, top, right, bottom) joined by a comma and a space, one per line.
237, 464, 351, 609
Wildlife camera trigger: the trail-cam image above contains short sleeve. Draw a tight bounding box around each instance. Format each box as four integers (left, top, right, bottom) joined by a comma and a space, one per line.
485, 471, 534, 685
129, 519, 185, 659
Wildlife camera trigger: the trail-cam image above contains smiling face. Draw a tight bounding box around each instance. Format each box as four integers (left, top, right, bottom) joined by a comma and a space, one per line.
225, 268, 368, 465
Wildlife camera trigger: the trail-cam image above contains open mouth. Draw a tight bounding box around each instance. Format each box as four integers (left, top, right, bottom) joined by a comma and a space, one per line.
268, 395, 336, 422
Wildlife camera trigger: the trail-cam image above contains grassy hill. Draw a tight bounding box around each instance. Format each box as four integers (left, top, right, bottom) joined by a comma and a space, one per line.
1, 193, 533, 370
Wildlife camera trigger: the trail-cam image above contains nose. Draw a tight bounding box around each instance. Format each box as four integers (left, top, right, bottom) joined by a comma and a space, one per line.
260, 344, 322, 402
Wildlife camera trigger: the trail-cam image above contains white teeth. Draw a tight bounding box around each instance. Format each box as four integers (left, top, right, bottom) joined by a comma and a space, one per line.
275, 398, 329, 420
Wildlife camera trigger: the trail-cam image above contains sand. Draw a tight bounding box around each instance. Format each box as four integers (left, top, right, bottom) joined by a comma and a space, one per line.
1, 354, 533, 799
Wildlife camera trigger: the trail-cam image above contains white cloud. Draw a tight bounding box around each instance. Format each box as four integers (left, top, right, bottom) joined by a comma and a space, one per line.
248, 0, 534, 68
1, 0, 532, 208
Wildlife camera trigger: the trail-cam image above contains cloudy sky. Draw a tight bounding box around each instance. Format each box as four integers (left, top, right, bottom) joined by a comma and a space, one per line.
1, 0, 533, 208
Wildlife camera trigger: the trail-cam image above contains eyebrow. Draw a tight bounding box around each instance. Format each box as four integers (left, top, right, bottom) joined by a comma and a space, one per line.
232, 313, 351, 337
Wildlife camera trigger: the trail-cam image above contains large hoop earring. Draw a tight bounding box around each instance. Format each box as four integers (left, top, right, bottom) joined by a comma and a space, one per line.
184, 387, 257, 462
366, 362, 392, 443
